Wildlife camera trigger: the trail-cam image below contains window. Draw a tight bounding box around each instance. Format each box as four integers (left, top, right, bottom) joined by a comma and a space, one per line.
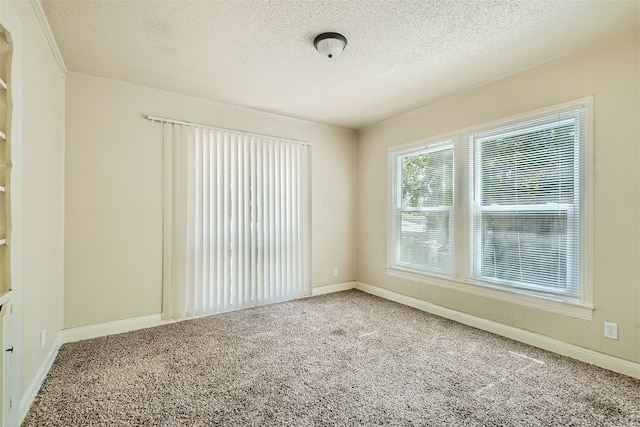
470, 110, 582, 297
391, 140, 454, 274
388, 98, 592, 315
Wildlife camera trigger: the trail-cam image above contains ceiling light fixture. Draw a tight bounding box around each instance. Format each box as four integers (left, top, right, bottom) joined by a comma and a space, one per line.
314, 32, 347, 59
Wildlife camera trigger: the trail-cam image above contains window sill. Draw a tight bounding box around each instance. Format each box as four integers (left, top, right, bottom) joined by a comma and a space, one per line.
387, 266, 594, 320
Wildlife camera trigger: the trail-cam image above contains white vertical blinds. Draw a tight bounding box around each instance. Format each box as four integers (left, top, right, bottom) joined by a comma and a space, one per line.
469, 108, 584, 297
162, 122, 310, 320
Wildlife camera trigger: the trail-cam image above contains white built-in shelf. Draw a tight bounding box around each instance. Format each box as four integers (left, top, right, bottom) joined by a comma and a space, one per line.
0, 239, 6, 246
0, 77, 6, 91
0, 131, 5, 141
0, 186, 6, 193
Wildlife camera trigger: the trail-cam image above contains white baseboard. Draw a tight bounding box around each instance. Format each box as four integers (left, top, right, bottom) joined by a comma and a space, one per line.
19, 314, 164, 424
312, 281, 357, 296
355, 282, 640, 379
60, 314, 164, 343
19, 334, 62, 424
19, 283, 637, 425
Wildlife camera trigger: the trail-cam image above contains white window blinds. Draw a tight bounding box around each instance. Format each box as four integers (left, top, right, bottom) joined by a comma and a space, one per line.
469, 108, 584, 297
391, 141, 454, 274
388, 98, 591, 310
161, 122, 310, 320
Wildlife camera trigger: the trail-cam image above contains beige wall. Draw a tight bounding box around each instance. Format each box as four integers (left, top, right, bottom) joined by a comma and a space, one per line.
356, 31, 639, 363
2, 0, 66, 402
64, 73, 356, 328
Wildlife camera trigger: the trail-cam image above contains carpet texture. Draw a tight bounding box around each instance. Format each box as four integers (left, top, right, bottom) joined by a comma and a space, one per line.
23, 290, 640, 426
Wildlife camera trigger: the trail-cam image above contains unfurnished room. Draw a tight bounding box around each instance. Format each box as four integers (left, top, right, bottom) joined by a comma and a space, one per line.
0, 0, 637, 426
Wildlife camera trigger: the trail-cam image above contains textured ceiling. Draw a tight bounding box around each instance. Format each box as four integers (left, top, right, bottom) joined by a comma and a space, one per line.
41, 0, 639, 129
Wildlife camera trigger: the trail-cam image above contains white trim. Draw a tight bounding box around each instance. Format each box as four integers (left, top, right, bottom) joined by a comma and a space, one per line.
465, 99, 591, 138
388, 139, 456, 277
1, 5, 24, 426
387, 267, 593, 320
17, 312, 155, 421
579, 96, 594, 308
0, 290, 11, 308
311, 281, 356, 296
16, 284, 638, 424
29, 0, 67, 74
387, 96, 594, 318
60, 314, 163, 343
19, 333, 61, 424
355, 282, 639, 379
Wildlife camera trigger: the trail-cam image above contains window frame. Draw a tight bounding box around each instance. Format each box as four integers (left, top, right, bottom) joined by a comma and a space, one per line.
387, 97, 593, 320
390, 139, 456, 275
471, 203, 578, 295
470, 109, 583, 298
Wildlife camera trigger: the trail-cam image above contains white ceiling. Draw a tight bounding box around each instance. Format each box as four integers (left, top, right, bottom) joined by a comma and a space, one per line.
41, 0, 639, 130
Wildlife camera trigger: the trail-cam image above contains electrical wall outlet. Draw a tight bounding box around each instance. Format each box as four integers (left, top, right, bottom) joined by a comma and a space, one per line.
40, 329, 46, 348
603, 321, 618, 340
333, 267, 339, 277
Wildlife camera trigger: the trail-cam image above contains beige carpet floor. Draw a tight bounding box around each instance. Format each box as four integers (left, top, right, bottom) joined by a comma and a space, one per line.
23, 290, 640, 426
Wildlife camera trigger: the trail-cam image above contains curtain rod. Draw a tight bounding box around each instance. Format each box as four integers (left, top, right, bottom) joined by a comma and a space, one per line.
146, 115, 310, 146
